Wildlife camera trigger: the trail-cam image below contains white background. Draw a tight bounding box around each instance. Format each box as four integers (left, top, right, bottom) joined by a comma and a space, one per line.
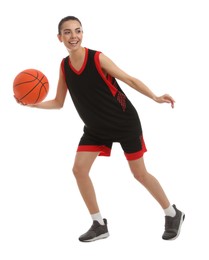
0, 0, 208, 259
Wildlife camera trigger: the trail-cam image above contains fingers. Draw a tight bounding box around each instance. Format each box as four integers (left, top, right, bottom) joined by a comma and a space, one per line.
157, 94, 175, 108
165, 97, 175, 109
166, 95, 175, 109
171, 100, 175, 108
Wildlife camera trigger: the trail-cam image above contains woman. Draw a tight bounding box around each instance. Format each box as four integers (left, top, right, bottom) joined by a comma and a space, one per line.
22, 16, 185, 242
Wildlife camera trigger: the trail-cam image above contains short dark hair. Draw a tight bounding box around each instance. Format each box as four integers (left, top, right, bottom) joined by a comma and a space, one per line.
58, 16, 82, 34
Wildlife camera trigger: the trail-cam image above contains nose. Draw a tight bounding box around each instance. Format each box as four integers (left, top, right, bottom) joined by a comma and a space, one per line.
71, 32, 76, 38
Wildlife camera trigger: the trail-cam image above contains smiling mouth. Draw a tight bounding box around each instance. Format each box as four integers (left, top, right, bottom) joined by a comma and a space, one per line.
69, 41, 79, 45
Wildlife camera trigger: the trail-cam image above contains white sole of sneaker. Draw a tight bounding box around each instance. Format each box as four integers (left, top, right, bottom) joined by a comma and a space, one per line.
82, 232, 110, 242
168, 212, 185, 241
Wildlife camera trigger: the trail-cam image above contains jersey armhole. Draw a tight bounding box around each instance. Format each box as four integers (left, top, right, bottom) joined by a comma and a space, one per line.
61, 58, 66, 79
94, 52, 118, 97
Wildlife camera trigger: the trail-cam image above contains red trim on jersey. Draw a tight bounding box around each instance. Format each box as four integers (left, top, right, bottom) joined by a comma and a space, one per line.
61, 59, 66, 78
94, 52, 118, 97
125, 136, 147, 161
77, 145, 111, 157
68, 47, 88, 75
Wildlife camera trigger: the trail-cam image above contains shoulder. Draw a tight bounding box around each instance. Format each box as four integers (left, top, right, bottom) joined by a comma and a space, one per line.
60, 56, 69, 73
86, 47, 102, 56
61, 55, 69, 64
60, 55, 69, 66
97, 52, 112, 66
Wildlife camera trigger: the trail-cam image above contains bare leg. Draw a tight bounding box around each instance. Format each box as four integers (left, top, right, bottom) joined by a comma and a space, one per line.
128, 157, 170, 209
72, 151, 100, 214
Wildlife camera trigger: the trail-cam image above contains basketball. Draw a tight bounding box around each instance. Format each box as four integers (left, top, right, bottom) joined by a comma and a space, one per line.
13, 69, 49, 105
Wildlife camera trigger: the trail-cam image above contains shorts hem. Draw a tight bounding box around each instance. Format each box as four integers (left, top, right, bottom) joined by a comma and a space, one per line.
77, 145, 111, 157
125, 148, 147, 161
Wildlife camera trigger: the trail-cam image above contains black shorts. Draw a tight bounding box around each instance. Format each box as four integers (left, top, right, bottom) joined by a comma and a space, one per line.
77, 131, 147, 161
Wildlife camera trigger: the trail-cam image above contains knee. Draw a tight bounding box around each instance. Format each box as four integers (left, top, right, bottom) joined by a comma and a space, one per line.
129, 159, 149, 184
131, 169, 148, 184
72, 164, 88, 180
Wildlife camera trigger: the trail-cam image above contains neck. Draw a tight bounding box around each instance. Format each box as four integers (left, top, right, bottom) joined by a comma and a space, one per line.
67, 46, 84, 59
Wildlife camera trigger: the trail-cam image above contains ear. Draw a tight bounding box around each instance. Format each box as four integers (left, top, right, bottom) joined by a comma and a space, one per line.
57, 34, 62, 42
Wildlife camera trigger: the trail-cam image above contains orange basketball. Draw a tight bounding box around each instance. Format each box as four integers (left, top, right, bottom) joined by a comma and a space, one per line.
13, 69, 49, 105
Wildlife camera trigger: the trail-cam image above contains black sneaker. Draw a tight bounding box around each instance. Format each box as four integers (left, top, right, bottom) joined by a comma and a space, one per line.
79, 218, 109, 242
162, 204, 185, 240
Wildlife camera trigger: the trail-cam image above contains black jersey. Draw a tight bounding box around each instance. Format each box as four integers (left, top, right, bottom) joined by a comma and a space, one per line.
61, 48, 142, 140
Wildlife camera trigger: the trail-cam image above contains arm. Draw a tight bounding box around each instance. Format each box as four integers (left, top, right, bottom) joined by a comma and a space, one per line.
29, 67, 68, 109
99, 53, 175, 108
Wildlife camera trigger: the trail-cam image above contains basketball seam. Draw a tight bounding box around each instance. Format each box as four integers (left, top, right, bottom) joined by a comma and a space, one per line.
34, 76, 48, 103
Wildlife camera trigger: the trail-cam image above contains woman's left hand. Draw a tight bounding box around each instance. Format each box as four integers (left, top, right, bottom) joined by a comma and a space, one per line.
155, 94, 175, 108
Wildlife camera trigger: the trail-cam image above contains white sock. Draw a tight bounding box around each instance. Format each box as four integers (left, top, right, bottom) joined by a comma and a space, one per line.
164, 205, 176, 217
91, 212, 104, 225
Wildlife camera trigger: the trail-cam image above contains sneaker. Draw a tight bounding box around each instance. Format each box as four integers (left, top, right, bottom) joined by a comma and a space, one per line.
162, 204, 185, 240
79, 218, 109, 242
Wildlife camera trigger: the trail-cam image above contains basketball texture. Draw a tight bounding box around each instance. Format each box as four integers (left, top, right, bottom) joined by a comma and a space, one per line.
13, 69, 49, 105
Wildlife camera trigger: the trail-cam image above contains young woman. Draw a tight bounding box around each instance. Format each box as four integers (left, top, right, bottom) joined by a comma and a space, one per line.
22, 16, 185, 242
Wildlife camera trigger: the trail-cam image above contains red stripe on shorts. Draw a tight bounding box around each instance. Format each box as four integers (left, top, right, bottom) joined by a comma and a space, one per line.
77, 145, 111, 157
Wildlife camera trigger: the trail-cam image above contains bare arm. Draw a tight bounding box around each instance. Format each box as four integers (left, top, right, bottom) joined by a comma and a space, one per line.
29, 67, 68, 109
99, 53, 175, 108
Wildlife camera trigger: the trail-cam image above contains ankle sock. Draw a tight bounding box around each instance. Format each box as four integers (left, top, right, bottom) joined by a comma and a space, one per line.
164, 204, 176, 217
91, 212, 104, 225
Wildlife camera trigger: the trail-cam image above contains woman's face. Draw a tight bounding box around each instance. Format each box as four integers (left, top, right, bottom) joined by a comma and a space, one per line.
58, 20, 83, 51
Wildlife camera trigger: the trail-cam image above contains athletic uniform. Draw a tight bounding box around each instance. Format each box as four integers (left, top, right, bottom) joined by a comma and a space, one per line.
61, 48, 147, 160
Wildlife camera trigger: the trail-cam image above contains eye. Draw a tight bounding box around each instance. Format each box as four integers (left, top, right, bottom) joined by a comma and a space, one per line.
64, 31, 71, 35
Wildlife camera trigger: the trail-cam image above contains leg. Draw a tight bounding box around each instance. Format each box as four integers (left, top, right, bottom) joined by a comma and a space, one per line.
129, 157, 185, 240
128, 157, 170, 209
72, 151, 100, 214
73, 151, 109, 242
